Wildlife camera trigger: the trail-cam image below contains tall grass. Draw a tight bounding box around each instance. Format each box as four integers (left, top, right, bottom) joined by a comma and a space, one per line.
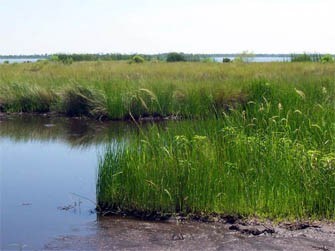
97, 80, 335, 220
0, 83, 56, 112
1, 61, 334, 120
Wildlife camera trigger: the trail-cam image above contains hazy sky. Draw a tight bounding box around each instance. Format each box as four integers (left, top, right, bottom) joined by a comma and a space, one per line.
1, 0, 334, 54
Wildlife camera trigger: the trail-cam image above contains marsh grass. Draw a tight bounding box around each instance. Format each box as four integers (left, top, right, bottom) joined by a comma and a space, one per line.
97, 122, 335, 219
0, 83, 56, 112
97, 76, 335, 220
60, 85, 108, 118
1, 61, 334, 120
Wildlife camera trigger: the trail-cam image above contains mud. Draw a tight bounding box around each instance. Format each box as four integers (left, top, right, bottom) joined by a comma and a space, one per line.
45, 216, 335, 251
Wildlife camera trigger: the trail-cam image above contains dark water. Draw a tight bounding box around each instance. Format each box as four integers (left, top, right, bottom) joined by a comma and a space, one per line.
1, 115, 334, 251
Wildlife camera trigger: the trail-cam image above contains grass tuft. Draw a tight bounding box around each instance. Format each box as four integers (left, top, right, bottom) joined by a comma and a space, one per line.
60, 85, 108, 118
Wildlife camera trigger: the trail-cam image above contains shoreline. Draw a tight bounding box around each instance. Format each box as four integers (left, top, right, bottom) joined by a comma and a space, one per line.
44, 215, 335, 250
0, 111, 180, 122
97, 207, 335, 236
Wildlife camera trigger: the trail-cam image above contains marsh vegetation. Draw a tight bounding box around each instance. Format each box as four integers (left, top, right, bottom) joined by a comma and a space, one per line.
1, 60, 334, 220
97, 78, 335, 219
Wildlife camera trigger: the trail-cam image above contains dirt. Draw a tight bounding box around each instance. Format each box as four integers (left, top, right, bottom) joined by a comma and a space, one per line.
44, 216, 335, 251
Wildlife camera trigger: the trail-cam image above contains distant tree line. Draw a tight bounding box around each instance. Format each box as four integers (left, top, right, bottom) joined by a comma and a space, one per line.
1, 52, 334, 63
54, 53, 146, 62
50, 53, 203, 63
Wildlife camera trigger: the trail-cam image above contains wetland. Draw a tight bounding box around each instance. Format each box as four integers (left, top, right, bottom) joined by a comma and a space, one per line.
1, 61, 335, 250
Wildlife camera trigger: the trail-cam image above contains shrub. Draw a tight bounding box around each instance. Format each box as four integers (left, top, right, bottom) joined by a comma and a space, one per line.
222, 58, 231, 63
166, 52, 186, 62
131, 55, 145, 63
321, 54, 334, 63
50, 55, 59, 62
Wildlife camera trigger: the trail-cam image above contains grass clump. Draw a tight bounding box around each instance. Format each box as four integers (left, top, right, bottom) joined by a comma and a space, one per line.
97, 79, 335, 220
97, 123, 335, 218
61, 85, 108, 118
0, 83, 56, 112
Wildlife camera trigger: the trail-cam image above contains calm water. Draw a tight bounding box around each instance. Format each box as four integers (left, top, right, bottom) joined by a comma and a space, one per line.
0, 116, 130, 250
1, 139, 98, 249
0, 58, 44, 64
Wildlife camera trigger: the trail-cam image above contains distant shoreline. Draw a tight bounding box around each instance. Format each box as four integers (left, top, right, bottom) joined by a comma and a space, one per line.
1, 53, 334, 59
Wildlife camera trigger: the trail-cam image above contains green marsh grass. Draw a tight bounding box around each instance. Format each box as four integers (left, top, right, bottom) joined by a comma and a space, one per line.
97, 79, 335, 220
1, 61, 334, 119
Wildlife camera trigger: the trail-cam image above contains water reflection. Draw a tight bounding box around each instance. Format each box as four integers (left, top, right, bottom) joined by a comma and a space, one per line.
0, 115, 135, 147
0, 115, 134, 250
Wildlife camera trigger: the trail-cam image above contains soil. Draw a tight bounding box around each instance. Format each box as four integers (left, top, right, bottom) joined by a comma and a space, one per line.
44, 216, 335, 251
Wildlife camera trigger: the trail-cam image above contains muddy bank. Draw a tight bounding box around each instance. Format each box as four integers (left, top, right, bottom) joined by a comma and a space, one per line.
45, 216, 335, 251
0, 111, 180, 122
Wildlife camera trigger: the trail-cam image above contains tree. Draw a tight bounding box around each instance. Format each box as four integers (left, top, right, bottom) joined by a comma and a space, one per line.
222, 58, 231, 63
166, 52, 186, 62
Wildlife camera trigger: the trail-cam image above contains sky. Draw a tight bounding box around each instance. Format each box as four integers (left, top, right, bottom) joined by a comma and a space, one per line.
1, 0, 334, 55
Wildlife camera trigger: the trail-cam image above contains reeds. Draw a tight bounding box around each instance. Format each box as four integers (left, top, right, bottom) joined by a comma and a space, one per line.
1, 61, 334, 120
0, 83, 57, 112
97, 76, 335, 219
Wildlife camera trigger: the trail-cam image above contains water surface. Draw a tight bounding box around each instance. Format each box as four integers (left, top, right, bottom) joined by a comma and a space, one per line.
0, 116, 130, 250
0, 58, 45, 64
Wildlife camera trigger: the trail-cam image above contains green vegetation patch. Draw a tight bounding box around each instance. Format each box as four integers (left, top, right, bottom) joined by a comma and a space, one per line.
97, 79, 335, 220
1, 61, 334, 121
